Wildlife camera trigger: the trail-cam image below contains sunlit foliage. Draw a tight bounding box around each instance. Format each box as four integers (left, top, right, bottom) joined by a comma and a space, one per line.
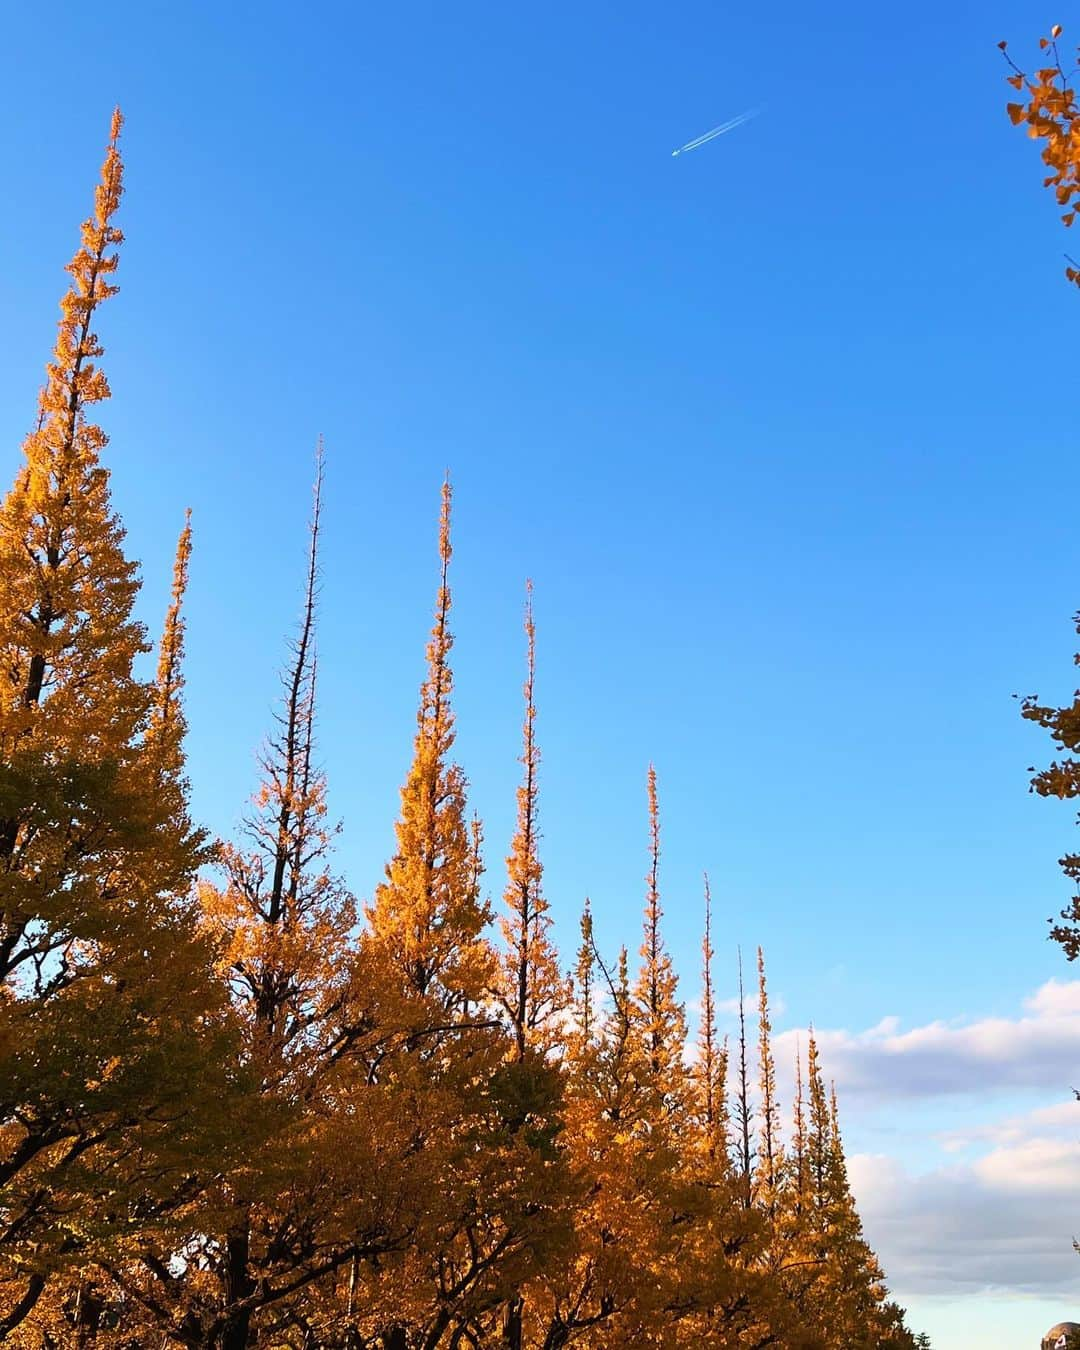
1002, 24, 1080, 284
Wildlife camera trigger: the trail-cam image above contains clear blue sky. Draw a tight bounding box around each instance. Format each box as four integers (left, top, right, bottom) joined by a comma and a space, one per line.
2, 3, 1079, 1344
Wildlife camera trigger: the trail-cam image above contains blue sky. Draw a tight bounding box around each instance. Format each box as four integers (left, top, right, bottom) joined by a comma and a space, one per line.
3, 2, 1080, 1344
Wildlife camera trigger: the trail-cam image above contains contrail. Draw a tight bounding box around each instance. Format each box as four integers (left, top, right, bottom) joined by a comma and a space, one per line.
672, 107, 760, 157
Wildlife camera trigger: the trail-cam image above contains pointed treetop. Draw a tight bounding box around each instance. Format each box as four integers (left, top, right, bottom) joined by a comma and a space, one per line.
152, 509, 193, 740
95, 111, 124, 237
699, 873, 717, 1121
806, 1025, 831, 1212
424, 472, 455, 732
695, 873, 730, 1163
39, 109, 126, 460
754, 946, 782, 1212
440, 473, 452, 565
301, 438, 325, 645
792, 1035, 808, 1200
577, 896, 594, 997
202, 441, 357, 1073
643, 763, 662, 972
524, 576, 534, 684
0, 109, 142, 756
568, 897, 597, 1061
367, 477, 491, 1011
735, 945, 754, 1205
499, 578, 564, 1057
634, 766, 686, 1100
580, 894, 593, 942
700, 874, 715, 1043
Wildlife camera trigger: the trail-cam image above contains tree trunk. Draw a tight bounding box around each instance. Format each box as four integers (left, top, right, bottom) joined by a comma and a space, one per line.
541, 1319, 569, 1350
73, 1281, 102, 1348
218, 1224, 254, 1350
501, 1297, 523, 1350
0, 1272, 46, 1339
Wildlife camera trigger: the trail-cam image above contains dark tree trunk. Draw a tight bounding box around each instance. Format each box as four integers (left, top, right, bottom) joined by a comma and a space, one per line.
541, 1319, 569, 1350
217, 1225, 254, 1350
501, 1297, 523, 1350
74, 1281, 103, 1348
0, 1271, 46, 1339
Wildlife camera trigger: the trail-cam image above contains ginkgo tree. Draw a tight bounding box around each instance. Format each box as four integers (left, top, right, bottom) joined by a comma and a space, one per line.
0, 112, 240, 1342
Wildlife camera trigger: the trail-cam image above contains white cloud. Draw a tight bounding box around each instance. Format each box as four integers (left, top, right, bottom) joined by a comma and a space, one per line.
716, 991, 788, 1019
764, 981, 1080, 1301
976, 1138, 1080, 1194
1028, 979, 1080, 1018
771, 978, 1080, 1102
938, 1100, 1080, 1153
850, 1145, 1080, 1298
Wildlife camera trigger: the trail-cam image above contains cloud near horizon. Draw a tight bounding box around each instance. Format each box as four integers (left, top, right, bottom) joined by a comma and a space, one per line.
771, 978, 1080, 1102
761, 979, 1080, 1300
850, 1141, 1080, 1298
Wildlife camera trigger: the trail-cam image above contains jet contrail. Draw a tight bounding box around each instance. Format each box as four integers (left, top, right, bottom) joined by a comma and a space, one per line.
672, 107, 760, 157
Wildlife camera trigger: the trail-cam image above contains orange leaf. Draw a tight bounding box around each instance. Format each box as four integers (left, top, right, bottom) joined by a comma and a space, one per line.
1008, 102, 1028, 124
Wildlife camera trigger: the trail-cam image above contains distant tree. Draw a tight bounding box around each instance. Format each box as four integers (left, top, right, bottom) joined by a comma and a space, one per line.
493, 583, 568, 1069
632, 767, 688, 1115
754, 947, 783, 1221
366, 478, 493, 1013
734, 947, 755, 1208
693, 875, 729, 1162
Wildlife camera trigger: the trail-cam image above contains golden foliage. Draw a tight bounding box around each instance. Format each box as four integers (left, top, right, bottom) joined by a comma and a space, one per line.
632, 766, 688, 1114
1002, 26, 1080, 282
0, 111, 235, 1342
495, 582, 568, 1061
366, 477, 493, 1015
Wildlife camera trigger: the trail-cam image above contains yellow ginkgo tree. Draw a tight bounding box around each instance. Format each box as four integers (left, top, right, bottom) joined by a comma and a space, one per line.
0, 113, 237, 1341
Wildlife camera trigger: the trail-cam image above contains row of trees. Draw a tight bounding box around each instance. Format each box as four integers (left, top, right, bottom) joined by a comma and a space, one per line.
0, 115, 924, 1347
